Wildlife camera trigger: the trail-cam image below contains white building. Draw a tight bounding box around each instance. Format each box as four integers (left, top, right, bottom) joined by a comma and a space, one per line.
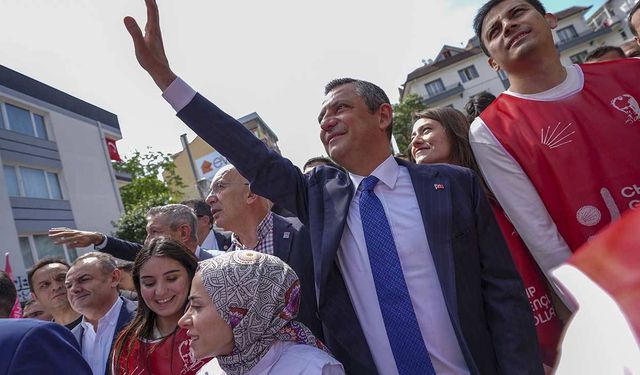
400, 6, 631, 110
0, 64, 126, 302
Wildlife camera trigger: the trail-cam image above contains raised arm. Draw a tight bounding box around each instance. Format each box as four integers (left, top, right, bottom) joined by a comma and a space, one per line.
124, 0, 176, 91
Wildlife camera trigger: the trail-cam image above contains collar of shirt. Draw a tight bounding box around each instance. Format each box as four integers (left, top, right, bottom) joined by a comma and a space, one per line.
80, 296, 123, 334
231, 211, 274, 250
348, 155, 399, 195
194, 245, 201, 259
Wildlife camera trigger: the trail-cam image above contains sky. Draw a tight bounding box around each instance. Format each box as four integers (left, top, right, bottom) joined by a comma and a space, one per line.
1, 0, 603, 169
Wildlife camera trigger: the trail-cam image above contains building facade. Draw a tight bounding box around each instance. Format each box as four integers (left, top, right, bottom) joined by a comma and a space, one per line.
171, 112, 280, 200
0, 65, 125, 302
401, 6, 632, 110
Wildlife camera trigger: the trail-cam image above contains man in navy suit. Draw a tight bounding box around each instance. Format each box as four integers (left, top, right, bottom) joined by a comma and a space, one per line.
123, 1, 542, 373
206, 164, 322, 338
65, 252, 137, 375
0, 319, 92, 375
50, 204, 223, 261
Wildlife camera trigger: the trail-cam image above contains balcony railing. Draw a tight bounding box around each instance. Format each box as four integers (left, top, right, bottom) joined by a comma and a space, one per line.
556, 27, 613, 52
423, 83, 464, 106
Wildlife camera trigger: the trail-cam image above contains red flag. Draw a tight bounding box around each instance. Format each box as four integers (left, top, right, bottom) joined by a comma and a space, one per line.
4, 252, 23, 318
106, 138, 123, 162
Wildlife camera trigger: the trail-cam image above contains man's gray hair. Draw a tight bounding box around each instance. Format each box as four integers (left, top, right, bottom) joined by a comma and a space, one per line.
71, 252, 117, 276
147, 204, 198, 243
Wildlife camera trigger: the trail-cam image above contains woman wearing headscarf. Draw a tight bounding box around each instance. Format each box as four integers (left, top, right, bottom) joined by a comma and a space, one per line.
179, 250, 344, 375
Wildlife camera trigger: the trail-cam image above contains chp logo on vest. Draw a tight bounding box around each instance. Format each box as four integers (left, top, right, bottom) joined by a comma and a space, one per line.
540, 122, 575, 150
611, 94, 640, 125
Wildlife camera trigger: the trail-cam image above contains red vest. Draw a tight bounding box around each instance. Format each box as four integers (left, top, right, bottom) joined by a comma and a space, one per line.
491, 203, 562, 365
481, 60, 640, 251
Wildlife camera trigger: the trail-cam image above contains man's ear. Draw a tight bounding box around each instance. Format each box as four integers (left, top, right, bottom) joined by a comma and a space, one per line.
31, 292, 39, 303
544, 13, 558, 29
488, 57, 501, 71
378, 103, 393, 133
635, 36, 640, 47
111, 269, 122, 288
246, 190, 259, 204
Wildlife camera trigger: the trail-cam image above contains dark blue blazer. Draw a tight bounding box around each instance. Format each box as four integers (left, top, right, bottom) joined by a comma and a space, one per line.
0, 319, 92, 375
100, 236, 222, 261
175, 93, 543, 374
229, 213, 323, 340
71, 297, 137, 375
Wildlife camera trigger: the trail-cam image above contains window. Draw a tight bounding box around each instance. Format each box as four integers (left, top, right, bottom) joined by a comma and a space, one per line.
557, 26, 578, 44
424, 79, 446, 97
1, 103, 48, 139
18, 235, 77, 269
570, 51, 588, 64
458, 65, 479, 83
497, 70, 509, 81
3, 165, 20, 196
2, 164, 63, 199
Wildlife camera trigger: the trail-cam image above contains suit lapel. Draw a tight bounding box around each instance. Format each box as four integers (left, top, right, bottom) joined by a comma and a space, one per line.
319, 172, 353, 305
272, 215, 293, 262
403, 161, 459, 322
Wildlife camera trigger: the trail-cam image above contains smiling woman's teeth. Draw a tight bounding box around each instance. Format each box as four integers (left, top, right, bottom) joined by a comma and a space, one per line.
157, 297, 172, 304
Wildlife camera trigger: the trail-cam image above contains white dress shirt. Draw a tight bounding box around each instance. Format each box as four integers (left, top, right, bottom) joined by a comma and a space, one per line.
80, 297, 123, 375
163, 80, 469, 375
338, 156, 469, 375
469, 65, 582, 279
201, 230, 219, 250
551, 265, 640, 374
197, 341, 344, 375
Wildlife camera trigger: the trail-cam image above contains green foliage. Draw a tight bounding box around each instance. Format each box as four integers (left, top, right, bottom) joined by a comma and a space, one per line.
112, 150, 185, 242
392, 94, 426, 155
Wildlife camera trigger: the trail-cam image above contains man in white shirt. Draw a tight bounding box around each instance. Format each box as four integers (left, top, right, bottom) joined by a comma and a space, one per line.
469, 0, 640, 283
65, 252, 136, 375
122, 1, 542, 373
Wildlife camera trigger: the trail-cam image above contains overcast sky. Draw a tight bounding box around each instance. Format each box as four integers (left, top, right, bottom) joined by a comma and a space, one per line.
1, 0, 600, 168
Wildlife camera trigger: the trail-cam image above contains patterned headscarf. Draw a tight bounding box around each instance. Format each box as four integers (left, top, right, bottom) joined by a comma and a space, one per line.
199, 250, 329, 375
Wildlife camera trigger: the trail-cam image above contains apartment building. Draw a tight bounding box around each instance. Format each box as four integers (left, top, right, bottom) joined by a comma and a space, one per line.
0, 65, 126, 302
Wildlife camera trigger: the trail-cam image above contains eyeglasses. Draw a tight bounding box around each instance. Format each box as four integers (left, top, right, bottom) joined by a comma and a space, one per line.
207, 181, 250, 196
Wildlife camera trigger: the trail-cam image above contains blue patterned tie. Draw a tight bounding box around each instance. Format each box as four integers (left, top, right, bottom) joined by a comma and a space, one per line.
359, 176, 436, 375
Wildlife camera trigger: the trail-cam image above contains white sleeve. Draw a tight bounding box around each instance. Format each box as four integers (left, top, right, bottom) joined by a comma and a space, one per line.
161, 76, 197, 112
469, 117, 572, 278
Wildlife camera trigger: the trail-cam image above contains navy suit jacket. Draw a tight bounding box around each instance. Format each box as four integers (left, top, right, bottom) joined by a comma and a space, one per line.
174, 93, 543, 374
229, 213, 323, 340
0, 319, 92, 375
71, 297, 137, 375
100, 236, 222, 261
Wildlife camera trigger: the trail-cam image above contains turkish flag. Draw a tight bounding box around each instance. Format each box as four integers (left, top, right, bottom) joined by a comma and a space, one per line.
106, 138, 123, 162
4, 252, 22, 318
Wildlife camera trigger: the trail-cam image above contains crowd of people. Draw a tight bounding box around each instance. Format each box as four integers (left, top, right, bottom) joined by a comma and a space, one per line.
1, 0, 639, 374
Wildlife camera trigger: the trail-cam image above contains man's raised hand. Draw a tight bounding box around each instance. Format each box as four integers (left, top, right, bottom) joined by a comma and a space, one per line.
124, 0, 177, 90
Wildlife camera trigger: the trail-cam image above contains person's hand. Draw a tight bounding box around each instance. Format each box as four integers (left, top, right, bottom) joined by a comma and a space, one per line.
48, 228, 105, 248
124, 0, 177, 90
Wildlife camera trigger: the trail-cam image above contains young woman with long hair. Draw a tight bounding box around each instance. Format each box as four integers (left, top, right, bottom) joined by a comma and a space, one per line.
112, 237, 209, 374
410, 106, 563, 368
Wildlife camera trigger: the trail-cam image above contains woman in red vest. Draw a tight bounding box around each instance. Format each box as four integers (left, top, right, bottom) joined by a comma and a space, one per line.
112, 237, 210, 375
410, 106, 563, 368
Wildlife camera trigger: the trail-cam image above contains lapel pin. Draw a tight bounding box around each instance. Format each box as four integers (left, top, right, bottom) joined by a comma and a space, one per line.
283, 232, 290, 239
434, 183, 445, 190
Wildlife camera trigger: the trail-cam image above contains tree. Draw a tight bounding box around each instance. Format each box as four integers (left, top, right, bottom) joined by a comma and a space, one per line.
112, 150, 185, 243
392, 94, 426, 156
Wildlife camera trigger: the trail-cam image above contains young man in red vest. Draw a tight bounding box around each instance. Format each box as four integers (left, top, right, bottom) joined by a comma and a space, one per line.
469, 0, 640, 284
